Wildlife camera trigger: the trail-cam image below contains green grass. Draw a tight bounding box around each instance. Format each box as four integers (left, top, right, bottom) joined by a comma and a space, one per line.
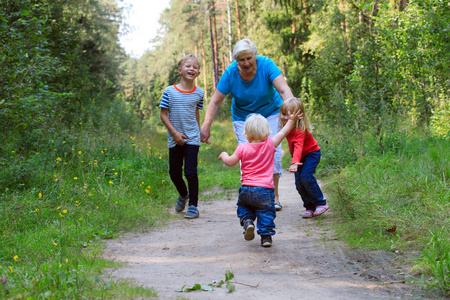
324, 135, 449, 296
0, 120, 241, 298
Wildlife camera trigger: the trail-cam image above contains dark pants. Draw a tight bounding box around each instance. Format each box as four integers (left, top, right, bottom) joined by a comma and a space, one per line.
294, 150, 327, 211
169, 144, 199, 207
237, 185, 276, 236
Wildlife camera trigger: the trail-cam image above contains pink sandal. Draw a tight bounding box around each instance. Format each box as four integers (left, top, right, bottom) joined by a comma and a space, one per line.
302, 210, 314, 218
313, 204, 329, 217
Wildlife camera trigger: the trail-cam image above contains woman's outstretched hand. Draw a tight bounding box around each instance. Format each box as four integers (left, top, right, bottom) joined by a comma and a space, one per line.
200, 127, 211, 145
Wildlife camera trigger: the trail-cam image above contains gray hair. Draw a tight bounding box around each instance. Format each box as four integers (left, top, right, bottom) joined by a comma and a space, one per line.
232, 38, 258, 61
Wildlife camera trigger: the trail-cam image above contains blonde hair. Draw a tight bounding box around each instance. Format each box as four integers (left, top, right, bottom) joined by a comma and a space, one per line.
279, 97, 313, 134
244, 114, 271, 142
232, 38, 258, 61
178, 54, 201, 69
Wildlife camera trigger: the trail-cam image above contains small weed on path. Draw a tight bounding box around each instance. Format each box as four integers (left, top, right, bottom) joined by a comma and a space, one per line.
176, 270, 236, 293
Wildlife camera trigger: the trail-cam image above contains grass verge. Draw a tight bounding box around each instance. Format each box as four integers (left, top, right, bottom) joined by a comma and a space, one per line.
324, 135, 449, 297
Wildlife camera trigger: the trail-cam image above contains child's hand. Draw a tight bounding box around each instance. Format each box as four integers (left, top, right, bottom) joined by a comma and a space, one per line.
287, 108, 303, 122
287, 162, 302, 173
218, 152, 229, 161
174, 132, 188, 145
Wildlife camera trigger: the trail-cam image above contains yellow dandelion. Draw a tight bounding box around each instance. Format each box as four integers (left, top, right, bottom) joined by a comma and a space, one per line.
13, 255, 18, 261
38, 193, 42, 198
9, 266, 13, 273
59, 264, 62, 268
53, 242, 57, 246
57, 207, 60, 209
109, 181, 113, 184
114, 172, 118, 175
56, 157, 61, 162
63, 210, 67, 214
78, 151, 82, 155
145, 189, 150, 193
74, 177, 78, 180
63, 141, 66, 144
35, 208, 39, 212
65, 258, 68, 263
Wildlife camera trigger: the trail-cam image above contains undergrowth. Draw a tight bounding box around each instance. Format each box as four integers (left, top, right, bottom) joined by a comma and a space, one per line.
324, 133, 449, 296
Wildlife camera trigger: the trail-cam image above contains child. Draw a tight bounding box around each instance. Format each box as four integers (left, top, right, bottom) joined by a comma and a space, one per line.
159, 54, 204, 219
219, 109, 302, 247
280, 97, 329, 218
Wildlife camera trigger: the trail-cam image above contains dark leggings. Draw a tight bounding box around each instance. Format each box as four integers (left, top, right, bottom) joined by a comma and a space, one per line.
169, 144, 199, 207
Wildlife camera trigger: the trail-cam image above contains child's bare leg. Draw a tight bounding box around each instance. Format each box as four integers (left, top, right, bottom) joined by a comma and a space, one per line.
274, 174, 280, 204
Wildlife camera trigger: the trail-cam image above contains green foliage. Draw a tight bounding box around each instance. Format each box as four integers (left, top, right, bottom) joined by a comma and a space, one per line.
420, 227, 450, 296
1, 0, 125, 154
324, 132, 449, 295
0, 126, 171, 298
175, 270, 235, 293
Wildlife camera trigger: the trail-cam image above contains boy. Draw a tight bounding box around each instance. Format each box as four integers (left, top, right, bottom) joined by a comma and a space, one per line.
159, 54, 204, 219
218, 109, 302, 247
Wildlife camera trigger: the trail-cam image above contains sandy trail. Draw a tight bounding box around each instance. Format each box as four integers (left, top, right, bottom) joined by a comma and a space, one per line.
103, 170, 414, 299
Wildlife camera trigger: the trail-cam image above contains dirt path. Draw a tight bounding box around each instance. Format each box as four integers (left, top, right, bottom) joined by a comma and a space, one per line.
103, 171, 415, 299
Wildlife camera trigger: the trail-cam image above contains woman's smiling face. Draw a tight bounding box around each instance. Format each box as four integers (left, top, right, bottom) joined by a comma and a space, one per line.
236, 52, 256, 74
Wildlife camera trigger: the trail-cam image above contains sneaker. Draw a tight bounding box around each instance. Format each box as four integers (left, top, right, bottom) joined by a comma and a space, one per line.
313, 204, 329, 217
243, 219, 255, 241
261, 235, 272, 247
302, 210, 314, 218
175, 194, 188, 212
184, 205, 199, 219
274, 203, 283, 211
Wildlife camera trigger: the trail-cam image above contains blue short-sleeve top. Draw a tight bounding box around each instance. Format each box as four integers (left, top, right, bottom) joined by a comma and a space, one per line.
217, 55, 283, 122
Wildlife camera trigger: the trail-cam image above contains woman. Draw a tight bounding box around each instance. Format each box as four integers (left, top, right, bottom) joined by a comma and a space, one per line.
200, 38, 294, 210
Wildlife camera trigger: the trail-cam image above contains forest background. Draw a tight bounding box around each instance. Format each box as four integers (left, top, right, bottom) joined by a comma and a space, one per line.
0, 0, 449, 298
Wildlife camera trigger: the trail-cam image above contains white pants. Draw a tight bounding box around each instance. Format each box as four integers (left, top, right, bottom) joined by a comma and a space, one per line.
233, 113, 282, 175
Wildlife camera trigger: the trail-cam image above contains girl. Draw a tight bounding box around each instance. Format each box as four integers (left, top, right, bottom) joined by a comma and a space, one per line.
219, 109, 302, 247
280, 97, 329, 218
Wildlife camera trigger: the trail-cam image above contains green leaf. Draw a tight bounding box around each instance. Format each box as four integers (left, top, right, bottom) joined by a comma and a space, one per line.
225, 270, 234, 281
226, 282, 235, 293
201, 285, 213, 291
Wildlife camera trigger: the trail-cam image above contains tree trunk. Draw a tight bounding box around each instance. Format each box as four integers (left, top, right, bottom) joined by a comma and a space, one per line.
195, 45, 199, 87
227, 0, 233, 61
234, 0, 241, 40
201, 30, 208, 103
211, 0, 220, 87
208, 3, 217, 89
